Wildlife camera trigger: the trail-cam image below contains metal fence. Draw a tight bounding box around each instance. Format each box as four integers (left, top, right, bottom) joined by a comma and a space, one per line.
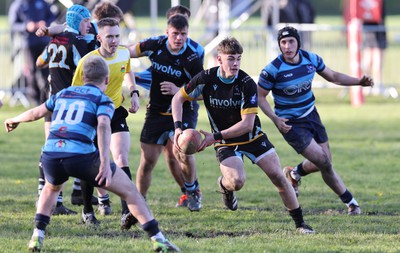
1, 24, 399, 107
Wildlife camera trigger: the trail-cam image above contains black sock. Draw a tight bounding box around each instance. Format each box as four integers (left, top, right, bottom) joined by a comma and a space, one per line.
289, 207, 305, 228
296, 163, 308, 176
339, 189, 353, 204
142, 219, 160, 238
34, 213, 50, 230
81, 180, 94, 213
120, 167, 131, 214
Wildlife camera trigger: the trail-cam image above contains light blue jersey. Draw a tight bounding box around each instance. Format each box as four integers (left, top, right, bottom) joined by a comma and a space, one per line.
258, 50, 325, 119
43, 84, 114, 158
135, 36, 204, 90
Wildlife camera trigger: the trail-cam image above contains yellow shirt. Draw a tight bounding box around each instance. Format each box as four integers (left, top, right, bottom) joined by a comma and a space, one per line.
72, 46, 131, 108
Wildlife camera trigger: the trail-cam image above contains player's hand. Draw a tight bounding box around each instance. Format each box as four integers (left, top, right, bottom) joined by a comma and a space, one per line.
4, 119, 19, 132
198, 130, 214, 151
360, 75, 374, 87
160, 81, 179, 95
36, 25, 49, 37
273, 117, 292, 134
173, 128, 183, 152
129, 96, 139, 113
96, 162, 112, 187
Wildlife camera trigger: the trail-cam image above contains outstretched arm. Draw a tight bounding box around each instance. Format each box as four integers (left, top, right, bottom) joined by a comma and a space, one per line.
319, 66, 374, 87
4, 104, 50, 132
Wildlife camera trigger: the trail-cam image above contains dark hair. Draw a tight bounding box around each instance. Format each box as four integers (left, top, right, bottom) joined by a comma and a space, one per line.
167, 14, 189, 30
277, 26, 301, 50
93, 1, 124, 21
217, 37, 243, 55
166, 5, 191, 19
97, 17, 119, 29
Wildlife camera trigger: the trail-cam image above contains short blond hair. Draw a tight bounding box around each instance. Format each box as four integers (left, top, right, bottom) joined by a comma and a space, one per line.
83, 55, 109, 84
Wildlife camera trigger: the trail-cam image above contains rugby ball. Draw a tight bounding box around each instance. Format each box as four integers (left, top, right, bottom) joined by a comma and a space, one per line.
178, 129, 202, 154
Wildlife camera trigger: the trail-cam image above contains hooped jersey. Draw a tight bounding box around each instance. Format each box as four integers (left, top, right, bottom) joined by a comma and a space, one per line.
43, 84, 114, 158
135, 36, 203, 114
72, 46, 131, 108
181, 67, 264, 146
37, 31, 89, 94
258, 49, 325, 119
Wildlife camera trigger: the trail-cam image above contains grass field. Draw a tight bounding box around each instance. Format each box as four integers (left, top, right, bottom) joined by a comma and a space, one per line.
0, 89, 400, 252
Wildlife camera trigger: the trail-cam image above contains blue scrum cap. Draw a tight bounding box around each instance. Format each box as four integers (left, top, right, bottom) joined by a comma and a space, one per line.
66, 4, 91, 32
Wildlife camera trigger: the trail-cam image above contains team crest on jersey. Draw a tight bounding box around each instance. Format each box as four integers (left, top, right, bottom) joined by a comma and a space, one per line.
56, 140, 66, 148
213, 84, 218, 91
262, 70, 268, 78
307, 64, 315, 73
121, 65, 126, 73
250, 93, 257, 104
59, 126, 67, 133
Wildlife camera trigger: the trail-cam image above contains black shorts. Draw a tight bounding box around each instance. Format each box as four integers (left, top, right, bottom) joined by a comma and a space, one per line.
111, 106, 129, 133
140, 107, 198, 146
215, 134, 275, 164
282, 107, 328, 153
41, 151, 116, 187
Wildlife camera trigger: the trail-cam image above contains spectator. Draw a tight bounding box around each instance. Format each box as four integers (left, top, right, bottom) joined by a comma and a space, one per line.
262, 0, 315, 50
362, 0, 387, 95
9, 0, 57, 105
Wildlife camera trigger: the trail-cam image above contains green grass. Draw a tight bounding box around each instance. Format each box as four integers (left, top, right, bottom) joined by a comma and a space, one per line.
1, 89, 400, 252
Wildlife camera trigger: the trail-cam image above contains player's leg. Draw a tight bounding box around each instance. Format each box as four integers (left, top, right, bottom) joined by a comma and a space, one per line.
105, 166, 180, 252
136, 142, 164, 198
163, 142, 188, 207
173, 146, 201, 211
302, 141, 360, 214
217, 153, 246, 211
111, 130, 132, 215
28, 155, 69, 252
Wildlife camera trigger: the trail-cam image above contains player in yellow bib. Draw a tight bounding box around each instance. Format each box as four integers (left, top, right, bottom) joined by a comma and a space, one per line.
72, 18, 140, 227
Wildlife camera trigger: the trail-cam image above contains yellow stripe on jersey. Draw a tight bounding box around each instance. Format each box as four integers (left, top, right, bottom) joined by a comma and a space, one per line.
180, 87, 195, 101
242, 107, 258, 115
72, 46, 131, 108
214, 133, 265, 148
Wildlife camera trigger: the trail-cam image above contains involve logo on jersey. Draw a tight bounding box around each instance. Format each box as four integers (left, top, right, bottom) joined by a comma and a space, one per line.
121, 65, 126, 73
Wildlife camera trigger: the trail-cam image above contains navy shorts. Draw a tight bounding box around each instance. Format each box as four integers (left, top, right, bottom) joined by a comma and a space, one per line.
215, 134, 275, 164
41, 151, 116, 187
111, 106, 129, 133
140, 104, 198, 146
282, 108, 328, 153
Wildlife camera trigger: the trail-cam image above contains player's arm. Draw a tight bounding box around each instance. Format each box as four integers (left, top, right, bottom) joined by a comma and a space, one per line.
171, 89, 187, 150
4, 103, 50, 132
36, 23, 66, 37
257, 86, 291, 134
319, 66, 374, 87
128, 43, 142, 58
95, 115, 112, 187
124, 70, 140, 113
36, 47, 49, 69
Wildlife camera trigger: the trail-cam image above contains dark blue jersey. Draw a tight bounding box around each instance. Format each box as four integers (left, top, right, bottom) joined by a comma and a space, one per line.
43, 84, 114, 158
181, 67, 264, 146
137, 36, 204, 113
258, 49, 325, 119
